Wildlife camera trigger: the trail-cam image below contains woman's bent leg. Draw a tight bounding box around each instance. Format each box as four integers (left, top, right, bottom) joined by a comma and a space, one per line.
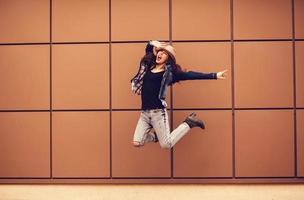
151, 109, 190, 149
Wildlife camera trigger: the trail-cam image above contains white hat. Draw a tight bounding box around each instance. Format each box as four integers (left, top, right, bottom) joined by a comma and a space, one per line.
153, 44, 176, 62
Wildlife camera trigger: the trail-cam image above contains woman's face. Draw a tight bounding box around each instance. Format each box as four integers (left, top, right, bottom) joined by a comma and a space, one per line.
156, 50, 169, 65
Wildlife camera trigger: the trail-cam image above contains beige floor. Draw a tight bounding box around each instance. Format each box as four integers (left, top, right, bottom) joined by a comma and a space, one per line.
0, 184, 304, 200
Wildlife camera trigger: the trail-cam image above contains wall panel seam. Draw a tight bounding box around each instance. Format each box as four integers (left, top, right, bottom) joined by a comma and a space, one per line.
49, 0, 53, 179
109, 0, 112, 179
291, 0, 298, 177
231, 0, 236, 179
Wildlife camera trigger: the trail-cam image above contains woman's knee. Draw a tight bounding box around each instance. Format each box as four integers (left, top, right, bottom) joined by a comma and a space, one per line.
133, 141, 141, 147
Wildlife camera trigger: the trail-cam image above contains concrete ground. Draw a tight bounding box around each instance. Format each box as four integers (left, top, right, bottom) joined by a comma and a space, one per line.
1, 184, 304, 200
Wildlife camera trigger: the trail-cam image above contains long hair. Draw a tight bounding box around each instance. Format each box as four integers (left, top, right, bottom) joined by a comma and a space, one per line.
140, 52, 156, 69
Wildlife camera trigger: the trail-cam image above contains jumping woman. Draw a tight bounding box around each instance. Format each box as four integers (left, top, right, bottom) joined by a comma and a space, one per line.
131, 40, 228, 149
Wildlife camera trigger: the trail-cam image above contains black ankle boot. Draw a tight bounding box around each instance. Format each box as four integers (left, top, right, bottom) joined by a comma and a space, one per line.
184, 113, 205, 129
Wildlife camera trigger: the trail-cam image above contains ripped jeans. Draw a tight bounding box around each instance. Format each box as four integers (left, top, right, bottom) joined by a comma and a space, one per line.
133, 108, 190, 148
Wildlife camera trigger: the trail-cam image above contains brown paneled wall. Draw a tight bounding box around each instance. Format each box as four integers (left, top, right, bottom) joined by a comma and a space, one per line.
0, 0, 303, 184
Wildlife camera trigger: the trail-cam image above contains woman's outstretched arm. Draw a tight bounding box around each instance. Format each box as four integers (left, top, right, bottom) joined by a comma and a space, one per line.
173, 69, 228, 82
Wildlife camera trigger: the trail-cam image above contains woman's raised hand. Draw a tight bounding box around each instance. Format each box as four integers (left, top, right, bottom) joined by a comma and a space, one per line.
150, 40, 168, 48
216, 69, 228, 80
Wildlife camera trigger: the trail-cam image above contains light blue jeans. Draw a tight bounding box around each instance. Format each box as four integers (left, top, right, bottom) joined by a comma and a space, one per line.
133, 108, 190, 148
